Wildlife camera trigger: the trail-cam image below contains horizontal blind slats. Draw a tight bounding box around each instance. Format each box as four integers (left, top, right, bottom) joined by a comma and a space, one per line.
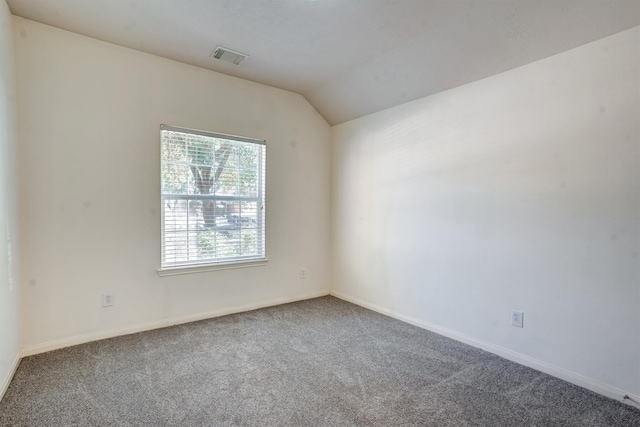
160, 126, 266, 268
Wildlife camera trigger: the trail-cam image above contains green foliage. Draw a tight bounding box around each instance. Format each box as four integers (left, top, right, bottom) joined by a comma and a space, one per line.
195, 228, 258, 261
161, 131, 260, 196
195, 229, 217, 259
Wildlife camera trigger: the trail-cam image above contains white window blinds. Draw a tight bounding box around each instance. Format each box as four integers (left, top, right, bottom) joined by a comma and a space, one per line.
160, 125, 266, 269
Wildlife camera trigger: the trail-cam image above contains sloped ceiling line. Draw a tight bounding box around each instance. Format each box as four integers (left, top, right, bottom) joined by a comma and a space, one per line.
7, 0, 639, 125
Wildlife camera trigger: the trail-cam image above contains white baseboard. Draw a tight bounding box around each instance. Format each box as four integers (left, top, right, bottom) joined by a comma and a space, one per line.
329, 290, 639, 406
22, 290, 329, 357
0, 352, 21, 403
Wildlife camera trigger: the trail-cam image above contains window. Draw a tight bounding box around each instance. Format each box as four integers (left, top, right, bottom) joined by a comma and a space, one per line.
160, 125, 266, 271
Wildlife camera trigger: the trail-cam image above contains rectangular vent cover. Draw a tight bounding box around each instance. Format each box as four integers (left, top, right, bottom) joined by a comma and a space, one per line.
211, 46, 249, 65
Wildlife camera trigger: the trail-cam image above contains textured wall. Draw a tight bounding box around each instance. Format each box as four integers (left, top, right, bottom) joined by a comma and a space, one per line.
15, 17, 331, 353
331, 27, 640, 397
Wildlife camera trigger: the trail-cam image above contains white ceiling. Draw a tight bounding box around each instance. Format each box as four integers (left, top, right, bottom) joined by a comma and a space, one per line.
7, 0, 640, 125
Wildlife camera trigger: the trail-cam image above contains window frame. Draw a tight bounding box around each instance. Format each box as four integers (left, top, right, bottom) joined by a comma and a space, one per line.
157, 124, 267, 276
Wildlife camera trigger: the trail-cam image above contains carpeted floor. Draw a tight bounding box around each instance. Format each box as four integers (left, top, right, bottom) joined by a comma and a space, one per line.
0, 296, 638, 426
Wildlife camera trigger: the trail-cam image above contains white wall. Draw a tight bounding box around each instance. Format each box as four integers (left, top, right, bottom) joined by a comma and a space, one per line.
331, 27, 640, 398
0, 0, 20, 400
14, 18, 331, 354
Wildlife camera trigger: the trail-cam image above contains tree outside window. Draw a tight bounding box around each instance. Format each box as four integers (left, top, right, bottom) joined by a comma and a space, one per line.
160, 125, 265, 269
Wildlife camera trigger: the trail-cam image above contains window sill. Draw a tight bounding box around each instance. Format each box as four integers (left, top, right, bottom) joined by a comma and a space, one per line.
157, 258, 269, 277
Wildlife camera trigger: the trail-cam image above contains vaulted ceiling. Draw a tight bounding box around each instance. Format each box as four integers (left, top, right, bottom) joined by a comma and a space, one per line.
7, 0, 639, 125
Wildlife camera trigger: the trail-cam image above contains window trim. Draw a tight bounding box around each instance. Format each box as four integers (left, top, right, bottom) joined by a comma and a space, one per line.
157, 258, 269, 277
160, 125, 266, 146
158, 124, 267, 274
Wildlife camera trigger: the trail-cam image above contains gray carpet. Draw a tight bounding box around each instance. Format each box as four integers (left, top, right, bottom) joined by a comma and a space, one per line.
1, 296, 638, 426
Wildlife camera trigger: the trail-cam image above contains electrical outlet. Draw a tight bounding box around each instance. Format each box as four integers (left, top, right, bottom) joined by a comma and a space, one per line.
511, 310, 524, 328
102, 293, 114, 307
299, 268, 307, 279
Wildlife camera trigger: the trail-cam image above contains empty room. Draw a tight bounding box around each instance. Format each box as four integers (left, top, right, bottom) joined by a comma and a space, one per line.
1, 0, 639, 425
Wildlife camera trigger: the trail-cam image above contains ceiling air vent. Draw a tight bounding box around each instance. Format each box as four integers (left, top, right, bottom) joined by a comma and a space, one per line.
210, 46, 249, 66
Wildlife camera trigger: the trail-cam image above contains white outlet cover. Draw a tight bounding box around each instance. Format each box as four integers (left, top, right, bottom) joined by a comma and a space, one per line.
511, 310, 524, 328
102, 293, 114, 307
